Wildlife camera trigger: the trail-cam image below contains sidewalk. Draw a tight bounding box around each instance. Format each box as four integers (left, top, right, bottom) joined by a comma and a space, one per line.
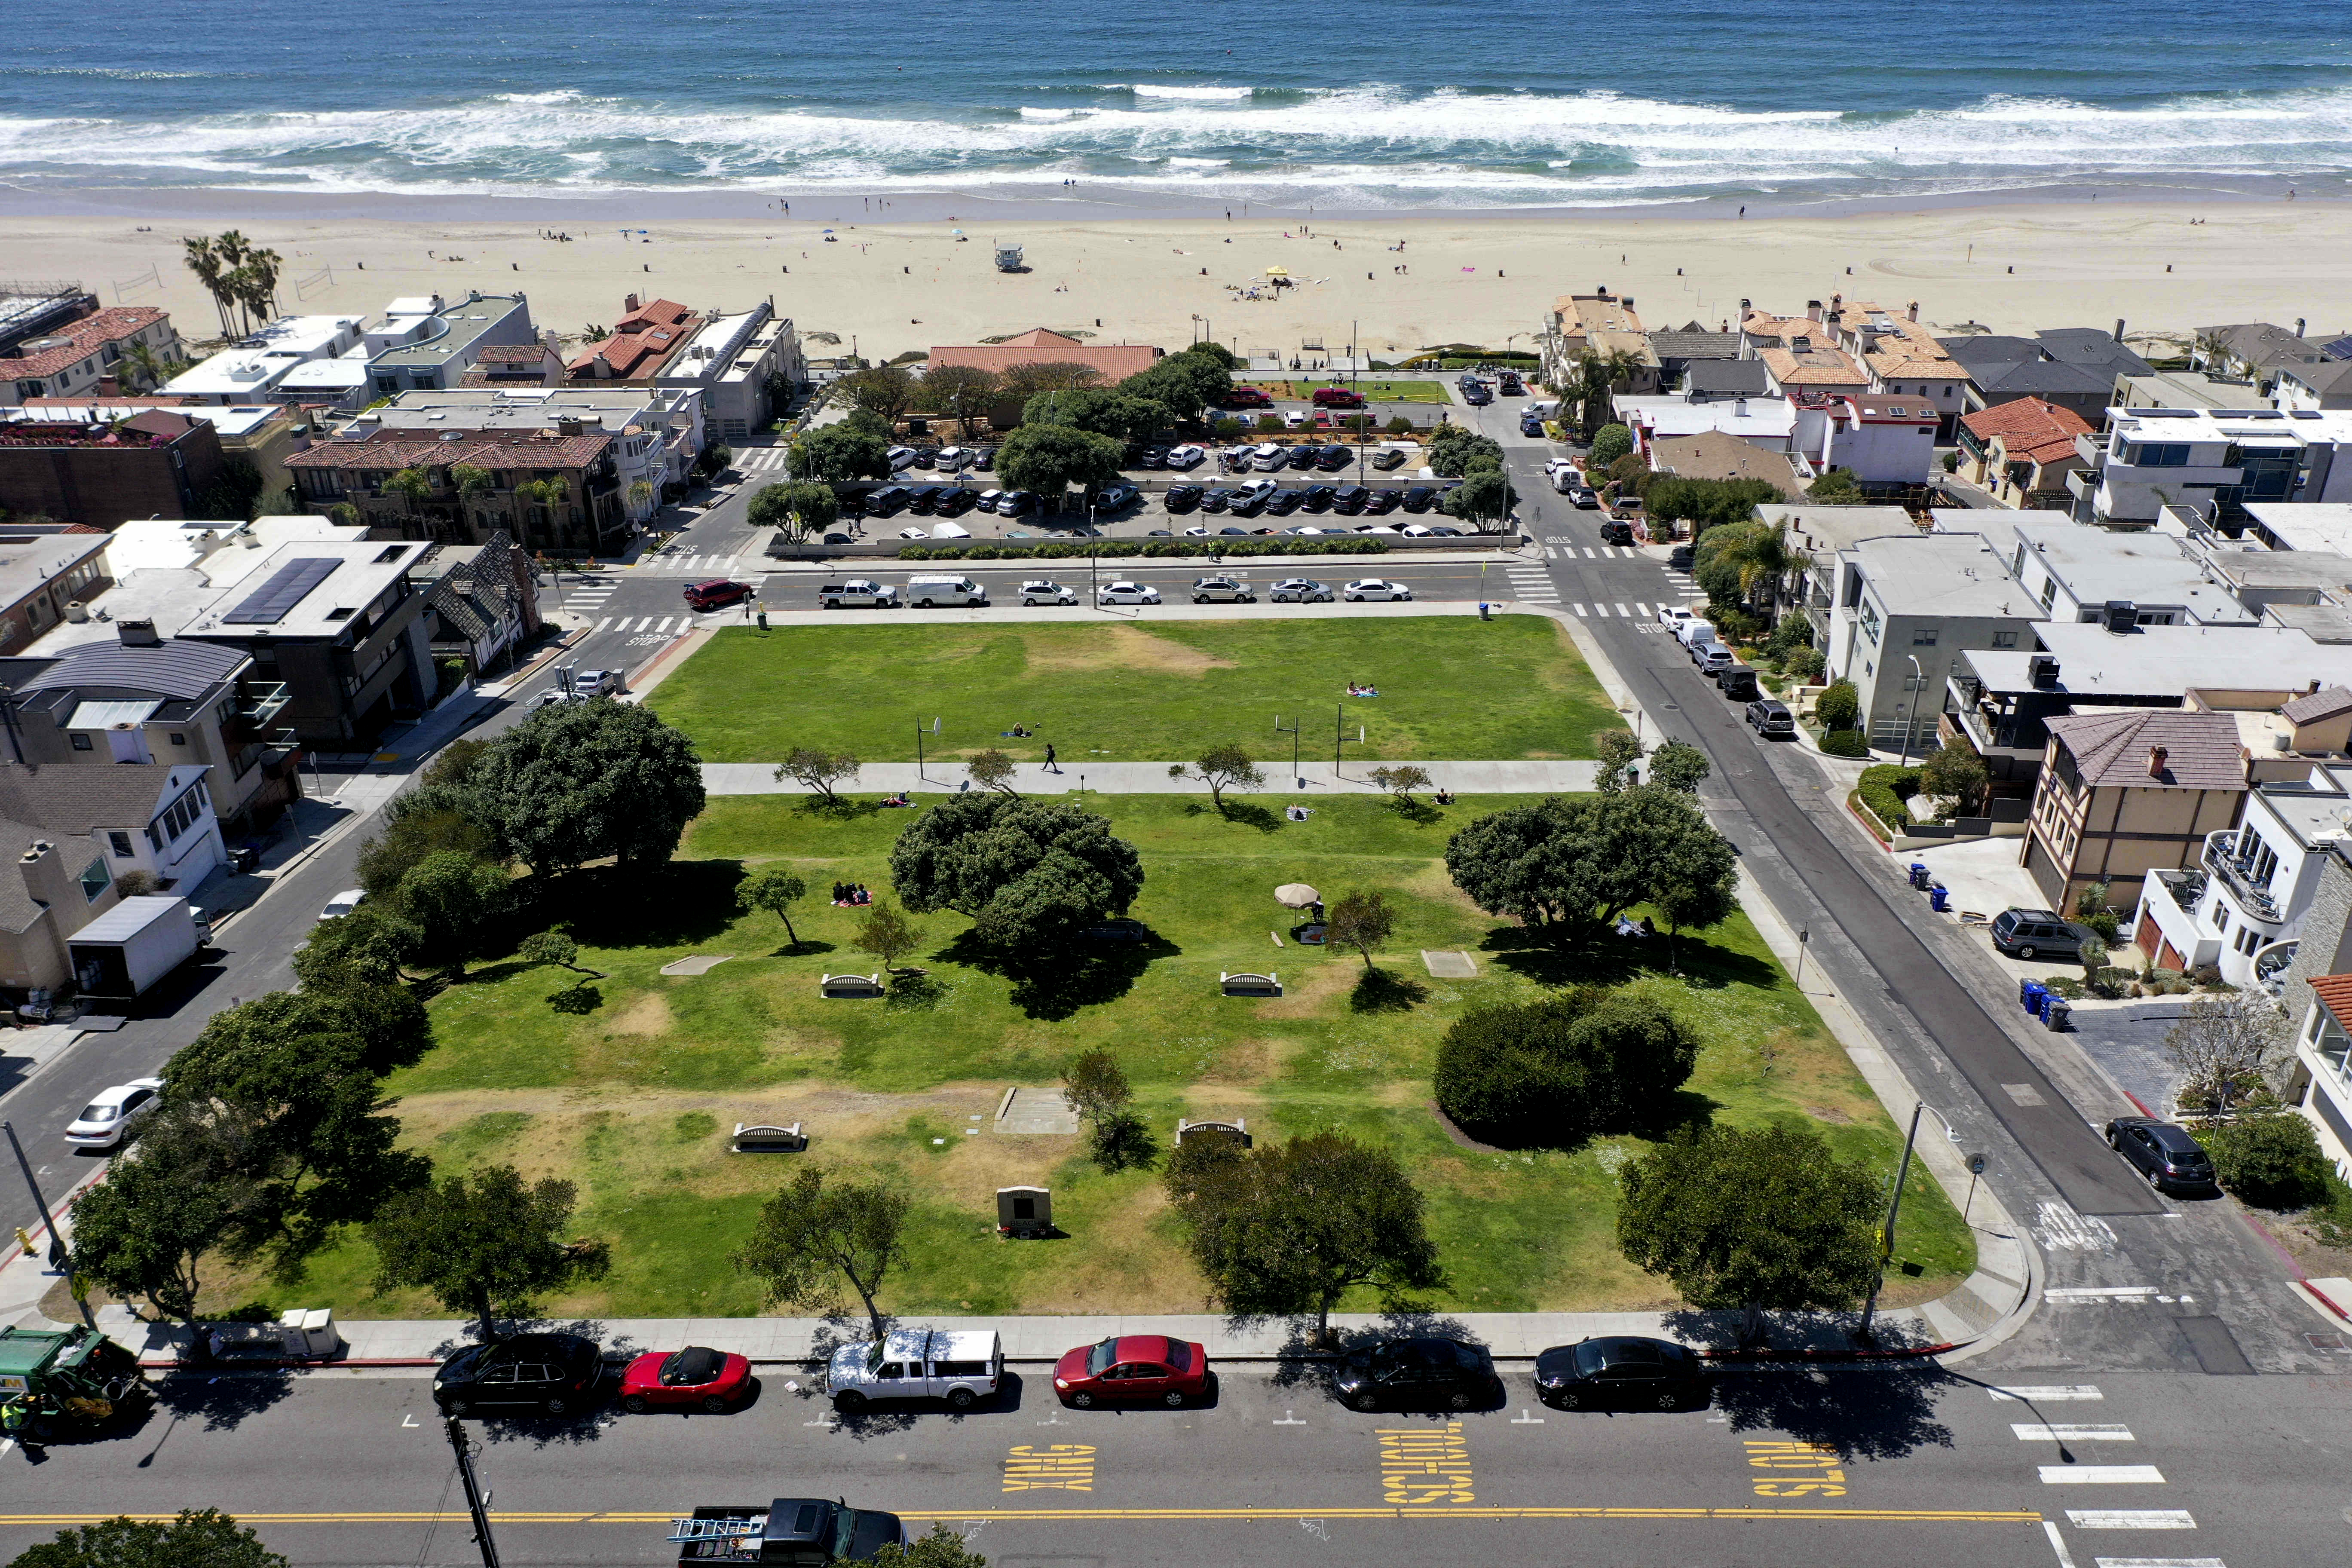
705, 760, 1601, 796
76, 1302, 1952, 1370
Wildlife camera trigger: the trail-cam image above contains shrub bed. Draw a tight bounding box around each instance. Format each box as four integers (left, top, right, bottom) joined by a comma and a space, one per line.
1819, 729, 1870, 759
1857, 764, 1923, 828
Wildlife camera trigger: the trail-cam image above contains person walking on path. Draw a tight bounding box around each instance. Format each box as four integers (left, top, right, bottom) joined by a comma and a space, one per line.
1046, 743, 1060, 774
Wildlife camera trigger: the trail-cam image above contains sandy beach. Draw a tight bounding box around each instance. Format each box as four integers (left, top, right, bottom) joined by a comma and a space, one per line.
12, 199, 2349, 366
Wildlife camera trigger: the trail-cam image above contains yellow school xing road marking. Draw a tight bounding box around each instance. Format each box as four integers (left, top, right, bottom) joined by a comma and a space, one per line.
0, 1507, 2046, 1527
1746, 1438, 1850, 1498
1377, 1421, 1474, 1505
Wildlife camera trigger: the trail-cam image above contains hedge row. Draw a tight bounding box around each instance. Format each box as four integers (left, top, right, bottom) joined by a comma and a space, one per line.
1857, 764, 1923, 830
1818, 729, 1870, 758
893, 538, 1392, 560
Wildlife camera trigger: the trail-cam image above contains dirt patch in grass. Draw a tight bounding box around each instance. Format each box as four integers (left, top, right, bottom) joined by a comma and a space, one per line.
1026, 624, 1239, 679
1251, 959, 1357, 1018
611, 994, 674, 1036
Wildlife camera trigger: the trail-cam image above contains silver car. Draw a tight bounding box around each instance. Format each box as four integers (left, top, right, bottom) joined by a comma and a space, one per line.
1270, 577, 1332, 603
1191, 576, 1256, 603
1020, 579, 1077, 606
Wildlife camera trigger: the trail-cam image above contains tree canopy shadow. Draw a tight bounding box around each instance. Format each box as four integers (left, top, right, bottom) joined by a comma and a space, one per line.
795, 793, 886, 821
937, 928, 1171, 1021
773, 938, 836, 958
1254, 1307, 1479, 1398
144, 1367, 297, 1436
1351, 965, 1428, 1013
1478, 923, 1778, 993
1184, 800, 1285, 833
1703, 1363, 1955, 1463
537, 859, 749, 949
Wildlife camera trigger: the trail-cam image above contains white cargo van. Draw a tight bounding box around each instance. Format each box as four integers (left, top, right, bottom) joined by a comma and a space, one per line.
904, 574, 989, 608
827, 1328, 1004, 1413
1675, 619, 1718, 651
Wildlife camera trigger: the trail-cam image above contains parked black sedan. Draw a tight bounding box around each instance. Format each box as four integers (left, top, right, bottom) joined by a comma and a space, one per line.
1534, 1337, 1709, 1411
2105, 1116, 2217, 1193
1333, 1336, 1499, 1412
434, 1332, 605, 1417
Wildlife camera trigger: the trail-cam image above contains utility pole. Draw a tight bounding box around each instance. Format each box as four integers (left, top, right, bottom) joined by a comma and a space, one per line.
1274, 714, 1302, 787
444, 1415, 503, 1568
3, 1122, 92, 1329
1856, 1100, 1925, 1345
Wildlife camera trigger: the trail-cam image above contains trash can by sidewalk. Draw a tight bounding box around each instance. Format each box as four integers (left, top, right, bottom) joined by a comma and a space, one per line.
2043, 996, 2071, 1031
1928, 884, 1949, 913
1908, 862, 1931, 889
2021, 980, 2047, 1015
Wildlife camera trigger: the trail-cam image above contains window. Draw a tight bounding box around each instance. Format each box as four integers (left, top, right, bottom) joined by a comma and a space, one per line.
1912, 627, 1939, 646
78, 858, 110, 903
2039, 576, 2057, 609
108, 831, 134, 858
2122, 440, 2191, 467
70, 733, 93, 751
1992, 630, 2020, 648
168, 732, 186, 746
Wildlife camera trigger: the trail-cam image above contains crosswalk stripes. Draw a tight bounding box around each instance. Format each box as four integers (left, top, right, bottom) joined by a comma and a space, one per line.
1583, 547, 1597, 558
593, 616, 612, 634
734, 447, 790, 471
2086, 1559, 2223, 1568
2042, 1466, 2165, 1484
1991, 1387, 2107, 1401
1571, 603, 1588, 616
2014, 1424, 2134, 1442
2068, 1513, 2196, 1529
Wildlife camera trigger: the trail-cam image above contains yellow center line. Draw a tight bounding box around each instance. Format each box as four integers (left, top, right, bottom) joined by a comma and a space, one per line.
0, 1507, 2046, 1527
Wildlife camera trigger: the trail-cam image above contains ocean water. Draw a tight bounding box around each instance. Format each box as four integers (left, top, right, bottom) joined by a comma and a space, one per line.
3, 0, 2348, 211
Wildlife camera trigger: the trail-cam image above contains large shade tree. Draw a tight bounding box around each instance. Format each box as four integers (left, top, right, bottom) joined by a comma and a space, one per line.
1444, 788, 1736, 935
888, 794, 1144, 950
466, 701, 707, 876
994, 421, 1126, 511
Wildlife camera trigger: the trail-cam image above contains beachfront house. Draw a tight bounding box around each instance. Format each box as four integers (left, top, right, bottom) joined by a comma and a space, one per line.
365, 292, 537, 396
567, 297, 699, 386
1814, 297, 1969, 441
0, 306, 185, 407
343, 385, 705, 518
655, 302, 800, 442
2072, 406, 2352, 528
2193, 322, 2328, 399
1942, 328, 2153, 424
162, 313, 367, 406
1539, 292, 1661, 397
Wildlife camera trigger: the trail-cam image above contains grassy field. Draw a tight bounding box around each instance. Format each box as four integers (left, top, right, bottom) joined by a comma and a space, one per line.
192, 793, 1972, 1324
1234, 379, 1450, 404
645, 616, 1616, 765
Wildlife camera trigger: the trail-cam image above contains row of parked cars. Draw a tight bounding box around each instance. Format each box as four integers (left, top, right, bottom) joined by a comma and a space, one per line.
1219, 442, 1410, 474
1166, 478, 1453, 517
433, 1326, 1708, 1422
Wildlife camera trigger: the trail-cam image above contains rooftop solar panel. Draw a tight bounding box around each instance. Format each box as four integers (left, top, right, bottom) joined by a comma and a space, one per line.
223, 557, 340, 625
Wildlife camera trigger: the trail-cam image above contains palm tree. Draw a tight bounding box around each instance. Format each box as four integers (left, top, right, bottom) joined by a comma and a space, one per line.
627, 478, 656, 521
1571, 347, 1644, 439
181, 236, 230, 337
1727, 522, 1796, 614
213, 232, 254, 334
516, 478, 571, 548
382, 465, 434, 536
121, 340, 170, 392
450, 463, 494, 539
235, 246, 285, 328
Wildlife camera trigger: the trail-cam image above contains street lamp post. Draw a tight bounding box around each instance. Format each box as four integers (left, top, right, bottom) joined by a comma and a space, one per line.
1856, 1100, 1963, 1344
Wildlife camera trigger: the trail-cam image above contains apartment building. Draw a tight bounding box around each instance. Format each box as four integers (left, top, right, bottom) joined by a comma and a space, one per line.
0, 411, 228, 526
655, 302, 802, 441
0, 530, 111, 654
2023, 707, 2246, 919
162, 314, 366, 405
344, 384, 704, 518
0, 306, 184, 407
288, 426, 628, 552
2073, 406, 2352, 527
1825, 531, 2038, 754
365, 292, 537, 395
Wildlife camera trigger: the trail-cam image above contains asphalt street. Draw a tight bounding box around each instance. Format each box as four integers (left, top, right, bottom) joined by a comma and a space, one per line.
4, 1364, 2333, 1567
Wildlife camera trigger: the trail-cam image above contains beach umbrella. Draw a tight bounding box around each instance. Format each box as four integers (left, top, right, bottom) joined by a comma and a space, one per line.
1274, 883, 1319, 909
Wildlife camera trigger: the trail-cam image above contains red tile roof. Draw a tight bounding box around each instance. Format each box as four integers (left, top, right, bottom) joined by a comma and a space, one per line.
2311, 974, 2352, 1029
928, 329, 1162, 380
0, 307, 169, 378
1961, 396, 2094, 466
615, 298, 693, 333
567, 326, 688, 381
473, 344, 555, 364
287, 429, 614, 472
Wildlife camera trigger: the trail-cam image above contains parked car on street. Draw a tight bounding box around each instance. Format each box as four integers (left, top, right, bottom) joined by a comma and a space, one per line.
1990, 908, 2095, 961
64, 1078, 165, 1151
1191, 576, 1255, 603
1690, 641, 1735, 674
319, 888, 366, 920
819, 579, 901, 609
1333, 1336, 1499, 1412
1270, 577, 1332, 603
2105, 1117, 2218, 1193
1746, 699, 1796, 738
573, 668, 622, 698
1344, 578, 1413, 601
1600, 520, 1635, 545
827, 1328, 1003, 1413
1312, 386, 1366, 408
1020, 579, 1077, 605
1571, 485, 1602, 509
1053, 1335, 1213, 1408
1097, 581, 1161, 606
620, 1345, 754, 1414
434, 1332, 604, 1417
1534, 1336, 1708, 1411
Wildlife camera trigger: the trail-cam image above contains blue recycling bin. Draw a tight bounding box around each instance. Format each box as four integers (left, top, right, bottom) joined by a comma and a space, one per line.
1929, 884, 1949, 913
1908, 862, 1931, 889
2021, 980, 2048, 1015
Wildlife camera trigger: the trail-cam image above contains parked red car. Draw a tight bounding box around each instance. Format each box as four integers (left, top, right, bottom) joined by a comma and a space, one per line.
619, 1346, 754, 1413
684, 578, 754, 611
1051, 1335, 1212, 1408
1311, 386, 1366, 408
1219, 386, 1274, 409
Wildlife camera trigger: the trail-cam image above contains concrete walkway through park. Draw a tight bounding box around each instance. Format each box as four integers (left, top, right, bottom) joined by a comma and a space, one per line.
703, 759, 1600, 796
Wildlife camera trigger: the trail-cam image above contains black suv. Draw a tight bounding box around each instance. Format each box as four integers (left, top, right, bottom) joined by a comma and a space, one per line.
434, 1333, 604, 1417
1400, 486, 1438, 513
1164, 483, 1204, 512
1600, 520, 1635, 545
1315, 444, 1354, 471
1286, 445, 1320, 471
2105, 1117, 2217, 1193
1990, 908, 2094, 962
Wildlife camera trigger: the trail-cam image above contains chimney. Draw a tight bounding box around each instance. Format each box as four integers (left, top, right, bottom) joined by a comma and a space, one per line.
116, 618, 161, 648
1807, 299, 1823, 322
2311, 679, 2323, 693
1907, 300, 1919, 322
2147, 745, 2168, 778
625, 292, 640, 312
1739, 297, 1752, 313
2113, 318, 2126, 343
2296, 318, 2307, 338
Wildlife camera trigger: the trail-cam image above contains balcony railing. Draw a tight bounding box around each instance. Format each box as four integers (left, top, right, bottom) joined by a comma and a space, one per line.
2202, 830, 2279, 921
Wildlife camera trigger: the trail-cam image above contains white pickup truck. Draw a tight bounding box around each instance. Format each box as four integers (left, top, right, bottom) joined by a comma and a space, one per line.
818, 579, 901, 609
826, 1328, 1003, 1413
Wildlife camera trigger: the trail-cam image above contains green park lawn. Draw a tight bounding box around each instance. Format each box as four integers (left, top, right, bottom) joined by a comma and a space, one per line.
230, 793, 1972, 1324
645, 616, 1617, 765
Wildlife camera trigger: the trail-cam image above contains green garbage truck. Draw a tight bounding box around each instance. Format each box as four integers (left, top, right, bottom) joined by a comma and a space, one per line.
0, 1325, 151, 1440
